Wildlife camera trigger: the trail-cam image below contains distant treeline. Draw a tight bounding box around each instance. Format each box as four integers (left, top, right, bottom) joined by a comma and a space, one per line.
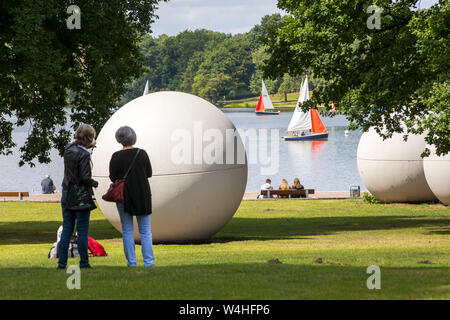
120, 14, 318, 106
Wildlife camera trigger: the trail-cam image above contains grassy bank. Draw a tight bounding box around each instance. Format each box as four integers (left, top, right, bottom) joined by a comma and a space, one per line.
222, 92, 329, 113
222, 92, 299, 108
0, 200, 449, 299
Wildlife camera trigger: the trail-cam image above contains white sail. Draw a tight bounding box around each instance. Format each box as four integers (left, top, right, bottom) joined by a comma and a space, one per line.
143, 80, 149, 96
286, 76, 311, 132
261, 80, 274, 110
297, 76, 310, 108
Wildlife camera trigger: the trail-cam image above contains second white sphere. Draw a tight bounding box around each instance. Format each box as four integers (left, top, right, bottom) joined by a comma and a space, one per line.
357, 128, 437, 203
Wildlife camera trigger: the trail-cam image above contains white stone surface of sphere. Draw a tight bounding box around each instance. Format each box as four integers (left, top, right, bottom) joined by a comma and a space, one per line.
423, 146, 450, 205
357, 128, 437, 203
91, 91, 248, 242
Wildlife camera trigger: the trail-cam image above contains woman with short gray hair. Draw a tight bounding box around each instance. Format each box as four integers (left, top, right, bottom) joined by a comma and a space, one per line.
108, 126, 154, 267
115, 126, 137, 147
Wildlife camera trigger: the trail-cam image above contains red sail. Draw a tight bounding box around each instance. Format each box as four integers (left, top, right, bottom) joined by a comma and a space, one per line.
255, 93, 264, 112
310, 108, 327, 133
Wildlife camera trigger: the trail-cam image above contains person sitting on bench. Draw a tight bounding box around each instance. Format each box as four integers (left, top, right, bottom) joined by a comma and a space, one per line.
290, 178, 305, 198
259, 179, 274, 199
278, 179, 290, 198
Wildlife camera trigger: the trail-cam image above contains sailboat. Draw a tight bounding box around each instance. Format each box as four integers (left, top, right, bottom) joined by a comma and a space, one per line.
282, 75, 328, 141
255, 80, 280, 115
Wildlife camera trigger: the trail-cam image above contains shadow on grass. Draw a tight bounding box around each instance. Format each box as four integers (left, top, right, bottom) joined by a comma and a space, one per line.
0, 219, 121, 245
0, 264, 449, 299
426, 227, 450, 235
1, 214, 449, 245
209, 215, 450, 243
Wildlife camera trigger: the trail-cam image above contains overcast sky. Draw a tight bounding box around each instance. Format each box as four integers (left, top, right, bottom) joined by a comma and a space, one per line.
151, 0, 283, 36
150, 0, 439, 37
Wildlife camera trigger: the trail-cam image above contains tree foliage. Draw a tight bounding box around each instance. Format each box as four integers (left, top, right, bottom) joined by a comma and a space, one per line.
249, 46, 282, 96
0, 0, 163, 166
191, 36, 255, 103
277, 74, 301, 102
262, 0, 449, 156
122, 14, 287, 104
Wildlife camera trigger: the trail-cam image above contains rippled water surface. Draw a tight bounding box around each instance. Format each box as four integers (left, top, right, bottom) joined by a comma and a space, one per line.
224, 109, 366, 192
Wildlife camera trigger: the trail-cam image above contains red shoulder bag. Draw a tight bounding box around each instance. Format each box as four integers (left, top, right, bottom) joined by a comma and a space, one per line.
102, 149, 140, 203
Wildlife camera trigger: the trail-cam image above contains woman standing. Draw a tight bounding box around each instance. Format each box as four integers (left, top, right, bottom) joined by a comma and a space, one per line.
109, 126, 154, 267
58, 124, 98, 269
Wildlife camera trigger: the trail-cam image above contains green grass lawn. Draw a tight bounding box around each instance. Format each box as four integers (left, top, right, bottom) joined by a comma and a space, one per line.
0, 199, 449, 299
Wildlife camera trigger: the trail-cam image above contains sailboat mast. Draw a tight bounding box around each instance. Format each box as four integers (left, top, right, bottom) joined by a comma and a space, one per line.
143, 80, 149, 96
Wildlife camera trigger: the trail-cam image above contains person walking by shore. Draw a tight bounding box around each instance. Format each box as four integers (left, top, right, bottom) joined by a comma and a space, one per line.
108, 126, 154, 267
57, 124, 98, 269
41, 174, 56, 194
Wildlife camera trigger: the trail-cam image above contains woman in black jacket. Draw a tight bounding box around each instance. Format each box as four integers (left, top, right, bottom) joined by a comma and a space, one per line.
58, 124, 98, 269
109, 126, 154, 267
290, 177, 305, 198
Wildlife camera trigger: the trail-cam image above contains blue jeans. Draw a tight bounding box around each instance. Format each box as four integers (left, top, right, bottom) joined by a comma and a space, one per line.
116, 203, 154, 267
58, 189, 91, 268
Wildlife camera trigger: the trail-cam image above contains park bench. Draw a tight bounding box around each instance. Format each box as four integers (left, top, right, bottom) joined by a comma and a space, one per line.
0, 192, 30, 200
259, 189, 315, 199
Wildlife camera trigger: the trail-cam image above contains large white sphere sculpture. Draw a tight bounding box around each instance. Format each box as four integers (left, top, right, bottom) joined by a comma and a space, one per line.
357, 128, 437, 203
92, 92, 248, 242
423, 146, 450, 205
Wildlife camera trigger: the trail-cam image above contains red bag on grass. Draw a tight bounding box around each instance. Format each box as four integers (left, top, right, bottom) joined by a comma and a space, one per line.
88, 236, 107, 256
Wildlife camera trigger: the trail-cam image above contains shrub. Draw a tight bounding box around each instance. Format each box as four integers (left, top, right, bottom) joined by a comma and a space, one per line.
362, 192, 381, 204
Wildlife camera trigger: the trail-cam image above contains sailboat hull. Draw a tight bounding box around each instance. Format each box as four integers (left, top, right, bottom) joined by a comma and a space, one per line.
282, 133, 328, 141
255, 111, 279, 115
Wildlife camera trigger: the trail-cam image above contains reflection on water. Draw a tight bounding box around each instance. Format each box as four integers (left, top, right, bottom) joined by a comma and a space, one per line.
0, 109, 366, 194
311, 140, 326, 155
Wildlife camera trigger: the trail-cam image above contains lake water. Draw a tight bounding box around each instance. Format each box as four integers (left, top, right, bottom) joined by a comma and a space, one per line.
0, 109, 366, 194
223, 109, 366, 192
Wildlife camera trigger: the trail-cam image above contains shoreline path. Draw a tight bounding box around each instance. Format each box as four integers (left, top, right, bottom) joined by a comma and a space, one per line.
1, 191, 357, 202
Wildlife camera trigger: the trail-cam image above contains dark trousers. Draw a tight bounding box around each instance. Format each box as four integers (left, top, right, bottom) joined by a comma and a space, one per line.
58, 189, 91, 268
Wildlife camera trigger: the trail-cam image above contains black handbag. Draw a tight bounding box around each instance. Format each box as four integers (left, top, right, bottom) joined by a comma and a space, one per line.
66, 183, 97, 212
